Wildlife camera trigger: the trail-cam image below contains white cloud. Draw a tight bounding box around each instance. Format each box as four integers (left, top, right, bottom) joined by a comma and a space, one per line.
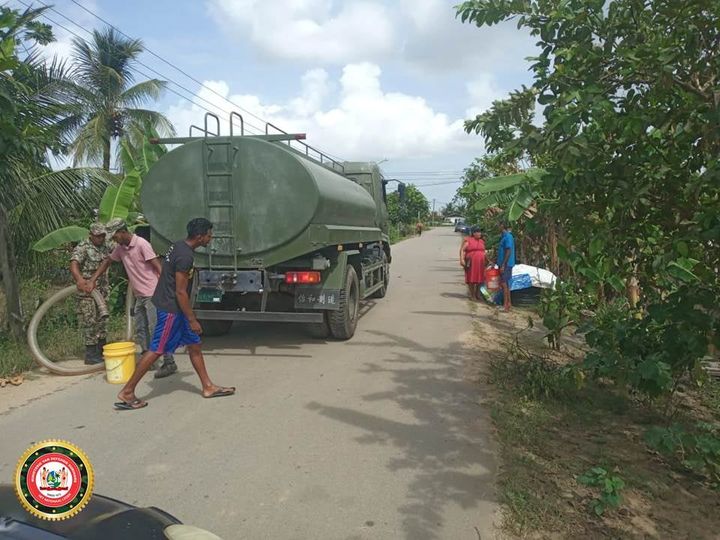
206, 0, 394, 64
465, 73, 506, 118
206, 0, 535, 72
398, 0, 535, 72
166, 62, 494, 161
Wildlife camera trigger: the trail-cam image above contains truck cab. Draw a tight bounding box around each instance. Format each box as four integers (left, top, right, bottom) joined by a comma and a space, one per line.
344, 162, 390, 236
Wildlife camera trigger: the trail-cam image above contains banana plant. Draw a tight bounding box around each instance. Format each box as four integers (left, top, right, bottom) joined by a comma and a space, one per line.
463, 168, 547, 221
32, 134, 166, 252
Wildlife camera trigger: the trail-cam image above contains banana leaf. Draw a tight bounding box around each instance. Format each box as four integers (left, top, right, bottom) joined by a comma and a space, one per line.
98, 168, 141, 222
141, 134, 166, 173
474, 168, 546, 194
32, 226, 89, 252
508, 186, 536, 221
473, 190, 517, 211
475, 172, 529, 194
119, 139, 138, 174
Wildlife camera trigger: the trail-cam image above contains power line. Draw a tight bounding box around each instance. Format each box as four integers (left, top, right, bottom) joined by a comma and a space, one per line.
16, 0, 262, 136
20, 0, 348, 162
384, 170, 464, 175
389, 176, 464, 179
412, 180, 464, 187
65, 0, 346, 162
392, 176, 464, 181
62, 0, 265, 135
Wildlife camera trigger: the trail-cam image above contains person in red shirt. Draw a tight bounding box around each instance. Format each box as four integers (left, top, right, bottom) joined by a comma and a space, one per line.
460, 226, 486, 300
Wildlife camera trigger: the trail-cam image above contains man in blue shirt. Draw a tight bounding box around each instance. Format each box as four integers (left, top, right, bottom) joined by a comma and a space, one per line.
497, 222, 516, 312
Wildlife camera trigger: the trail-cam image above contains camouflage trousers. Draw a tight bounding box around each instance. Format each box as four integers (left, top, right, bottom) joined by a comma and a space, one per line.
76, 286, 109, 346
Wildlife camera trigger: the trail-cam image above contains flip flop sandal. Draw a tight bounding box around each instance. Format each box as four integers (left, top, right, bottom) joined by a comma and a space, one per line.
114, 399, 148, 411
204, 387, 236, 399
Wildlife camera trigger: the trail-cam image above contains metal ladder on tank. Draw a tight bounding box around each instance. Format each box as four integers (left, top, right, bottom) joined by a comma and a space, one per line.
201, 112, 239, 271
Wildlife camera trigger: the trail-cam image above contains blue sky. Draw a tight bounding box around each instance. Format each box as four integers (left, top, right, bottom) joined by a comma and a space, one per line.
22, 0, 538, 209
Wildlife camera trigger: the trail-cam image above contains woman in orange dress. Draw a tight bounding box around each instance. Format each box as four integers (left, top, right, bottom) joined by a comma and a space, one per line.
460, 226, 486, 300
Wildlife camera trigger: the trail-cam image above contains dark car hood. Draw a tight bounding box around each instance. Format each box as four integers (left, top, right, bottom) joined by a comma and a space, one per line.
0, 484, 179, 540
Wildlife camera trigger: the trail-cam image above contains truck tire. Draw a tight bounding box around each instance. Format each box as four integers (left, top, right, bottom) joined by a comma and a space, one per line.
328, 265, 360, 340
304, 312, 331, 339
370, 252, 389, 299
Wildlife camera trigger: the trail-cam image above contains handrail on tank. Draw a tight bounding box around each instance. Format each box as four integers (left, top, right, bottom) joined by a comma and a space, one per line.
229, 111, 244, 136
205, 112, 220, 137
189, 124, 207, 136
265, 122, 345, 174
265, 122, 287, 136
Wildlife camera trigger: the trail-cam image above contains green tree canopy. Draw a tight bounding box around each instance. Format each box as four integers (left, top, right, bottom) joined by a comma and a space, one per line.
457, 0, 720, 299
456, 0, 720, 395
387, 184, 430, 224
0, 6, 109, 339
64, 27, 174, 170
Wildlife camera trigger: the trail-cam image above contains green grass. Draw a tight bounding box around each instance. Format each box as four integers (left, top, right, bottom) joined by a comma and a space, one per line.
1, 278, 127, 377
485, 343, 720, 538
0, 337, 34, 378
0, 314, 126, 378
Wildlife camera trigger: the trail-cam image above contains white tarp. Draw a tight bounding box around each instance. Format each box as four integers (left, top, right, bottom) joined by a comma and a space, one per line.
512, 264, 557, 289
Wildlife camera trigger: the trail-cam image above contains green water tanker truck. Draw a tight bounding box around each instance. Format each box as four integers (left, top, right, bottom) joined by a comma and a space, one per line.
142, 113, 400, 340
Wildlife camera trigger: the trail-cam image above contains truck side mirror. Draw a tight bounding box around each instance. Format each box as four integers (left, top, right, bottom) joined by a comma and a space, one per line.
398, 183, 407, 203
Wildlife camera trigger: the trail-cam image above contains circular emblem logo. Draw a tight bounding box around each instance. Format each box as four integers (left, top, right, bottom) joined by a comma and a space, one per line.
15, 440, 94, 520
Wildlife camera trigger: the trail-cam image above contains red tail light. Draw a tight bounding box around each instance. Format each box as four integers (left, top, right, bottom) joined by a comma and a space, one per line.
285, 271, 321, 284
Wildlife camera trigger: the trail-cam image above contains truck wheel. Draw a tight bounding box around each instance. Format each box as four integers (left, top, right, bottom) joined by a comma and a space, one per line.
304, 312, 330, 339
328, 265, 360, 340
370, 252, 389, 299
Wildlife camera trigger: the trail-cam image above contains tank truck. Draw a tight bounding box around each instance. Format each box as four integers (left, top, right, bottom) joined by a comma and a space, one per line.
142, 113, 401, 340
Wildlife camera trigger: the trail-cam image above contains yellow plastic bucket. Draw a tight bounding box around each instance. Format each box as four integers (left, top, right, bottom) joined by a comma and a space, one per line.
102, 341, 136, 384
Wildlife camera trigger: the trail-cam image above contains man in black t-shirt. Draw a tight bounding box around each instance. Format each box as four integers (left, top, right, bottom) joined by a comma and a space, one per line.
114, 218, 235, 410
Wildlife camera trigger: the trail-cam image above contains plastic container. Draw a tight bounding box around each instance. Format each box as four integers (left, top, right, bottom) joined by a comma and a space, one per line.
102, 341, 136, 384
486, 267, 501, 291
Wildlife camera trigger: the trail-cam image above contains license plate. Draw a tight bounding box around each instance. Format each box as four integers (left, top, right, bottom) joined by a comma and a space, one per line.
294, 288, 341, 309
197, 287, 224, 303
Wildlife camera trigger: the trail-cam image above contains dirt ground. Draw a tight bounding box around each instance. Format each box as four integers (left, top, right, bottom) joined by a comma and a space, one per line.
464, 299, 720, 540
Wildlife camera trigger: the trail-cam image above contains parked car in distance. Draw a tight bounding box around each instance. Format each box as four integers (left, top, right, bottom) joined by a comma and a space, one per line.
454, 220, 467, 233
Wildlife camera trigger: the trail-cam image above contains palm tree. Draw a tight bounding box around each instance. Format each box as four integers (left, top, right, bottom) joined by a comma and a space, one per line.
1, 6, 110, 340
65, 28, 174, 170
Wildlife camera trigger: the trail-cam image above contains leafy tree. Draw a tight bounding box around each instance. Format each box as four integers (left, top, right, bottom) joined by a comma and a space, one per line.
457, 0, 719, 298
386, 184, 430, 225
32, 132, 167, 251
0, 7, 108, 339
64, 28, 174, 170
440, 201, 464, 218
456, 0, 720, 393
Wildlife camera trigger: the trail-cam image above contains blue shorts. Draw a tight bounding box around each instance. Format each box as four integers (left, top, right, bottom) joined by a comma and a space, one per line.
150, 310, 201, 354
501, 266, 513, 284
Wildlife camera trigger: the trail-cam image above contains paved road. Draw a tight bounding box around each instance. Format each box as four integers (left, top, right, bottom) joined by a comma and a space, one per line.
0, 227, 498, 540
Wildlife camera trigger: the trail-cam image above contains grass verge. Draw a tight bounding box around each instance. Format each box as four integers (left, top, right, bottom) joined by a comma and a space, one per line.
1, 279, 127, 378
483, 326, 720, 539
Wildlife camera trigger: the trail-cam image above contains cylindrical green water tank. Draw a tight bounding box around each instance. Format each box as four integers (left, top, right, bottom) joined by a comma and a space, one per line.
141, 137, 378, 266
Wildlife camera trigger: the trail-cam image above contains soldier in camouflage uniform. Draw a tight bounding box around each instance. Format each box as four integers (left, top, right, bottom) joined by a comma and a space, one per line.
70, 223, 111, 364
